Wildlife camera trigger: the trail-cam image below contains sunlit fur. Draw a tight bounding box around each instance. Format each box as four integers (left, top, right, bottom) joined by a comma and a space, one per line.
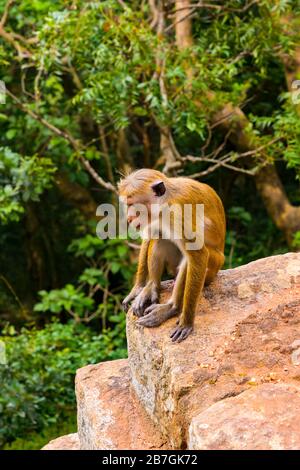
119, 169, 226, 343
118, 169, 168, 198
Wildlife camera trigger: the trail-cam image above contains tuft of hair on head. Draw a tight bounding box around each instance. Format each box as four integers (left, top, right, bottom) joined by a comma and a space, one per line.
118, 168, 167, 197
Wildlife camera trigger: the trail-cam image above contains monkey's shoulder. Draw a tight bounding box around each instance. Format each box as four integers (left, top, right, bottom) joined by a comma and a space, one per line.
169, 178, 220, 202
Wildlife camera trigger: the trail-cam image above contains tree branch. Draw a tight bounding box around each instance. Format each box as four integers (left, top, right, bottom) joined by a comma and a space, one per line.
0, 0, 14, 27
185, 155, 256, 178
0, 1, 33, 58
6, 89, 117, 194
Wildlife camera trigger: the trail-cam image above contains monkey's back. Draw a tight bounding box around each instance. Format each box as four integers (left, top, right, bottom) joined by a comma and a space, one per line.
168, 177, 226, 251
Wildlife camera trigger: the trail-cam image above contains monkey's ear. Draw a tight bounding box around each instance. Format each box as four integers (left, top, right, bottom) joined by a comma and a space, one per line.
151, 180, 166, 197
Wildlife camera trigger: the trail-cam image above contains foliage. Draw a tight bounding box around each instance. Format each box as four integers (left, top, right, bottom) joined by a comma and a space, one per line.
34, 236, 135, 325
0, 147, 56, 223
3, 413, 76, 450
0, 1, 299, 216
0, 321, 127, 448
225, 204, 287, 268
292, 231, 300, 249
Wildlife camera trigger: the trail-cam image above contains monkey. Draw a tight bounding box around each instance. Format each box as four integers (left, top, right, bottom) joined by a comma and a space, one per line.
118, 169, 225, 343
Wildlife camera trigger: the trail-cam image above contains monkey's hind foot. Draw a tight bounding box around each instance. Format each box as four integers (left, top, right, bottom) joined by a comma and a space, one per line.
170, 324, 193, 343
136, 303, 178, 327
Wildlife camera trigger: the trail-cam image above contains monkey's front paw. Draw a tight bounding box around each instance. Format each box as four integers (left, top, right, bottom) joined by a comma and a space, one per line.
132, 295, 153, 317
122, 286, 143, 312
122, 299, 131, 313
122, 296, 136, 313
170, 324, 193, 343
132, 287, 159, 317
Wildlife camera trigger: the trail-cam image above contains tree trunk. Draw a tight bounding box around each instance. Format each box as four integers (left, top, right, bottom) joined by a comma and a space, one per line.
175, 0, 193, 50
55, 172, 98, 220
25, 203, 48, 294
115, 129, 133, 172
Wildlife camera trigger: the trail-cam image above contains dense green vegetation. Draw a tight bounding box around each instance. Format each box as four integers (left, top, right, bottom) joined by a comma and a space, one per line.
0, 321, 126, 448
0, 0, 300, 449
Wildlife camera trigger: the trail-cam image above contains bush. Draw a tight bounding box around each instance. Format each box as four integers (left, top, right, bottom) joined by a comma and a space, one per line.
34, 236, 135, 326
0, 321, 127, 448
3, 413, 77, 450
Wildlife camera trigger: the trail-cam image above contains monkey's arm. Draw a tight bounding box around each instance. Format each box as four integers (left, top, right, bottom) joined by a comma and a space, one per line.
122, 240, 149, 311
135, 239, 150, 286
131, 239, 164, 316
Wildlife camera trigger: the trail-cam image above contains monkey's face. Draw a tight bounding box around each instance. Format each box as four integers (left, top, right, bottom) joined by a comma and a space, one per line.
125, 195, 151, 231
118, 176, 167, 235
124, 182, 166, 231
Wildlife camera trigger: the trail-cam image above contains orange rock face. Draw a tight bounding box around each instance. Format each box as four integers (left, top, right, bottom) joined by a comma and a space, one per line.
127, 252, 300, 448
42, 433, 79, 450
189, 383, 300, 450
75, 359, 167, 450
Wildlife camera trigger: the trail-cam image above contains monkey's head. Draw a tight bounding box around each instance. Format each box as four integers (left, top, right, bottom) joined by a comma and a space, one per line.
118, 169, 168, 229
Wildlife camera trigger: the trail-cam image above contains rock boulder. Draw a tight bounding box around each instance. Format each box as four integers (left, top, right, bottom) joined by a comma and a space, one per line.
127, 252, 300, 448
75, 358, 167, 449
42, 433, 80, 450
188, 383, 300, 450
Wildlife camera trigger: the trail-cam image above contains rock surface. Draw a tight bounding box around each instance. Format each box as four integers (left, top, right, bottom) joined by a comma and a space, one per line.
75, 358, 167, 450
127, 252, 300, 448
42, 433, 80, 450
43, 253, 300, 450
188, 383, 300, 450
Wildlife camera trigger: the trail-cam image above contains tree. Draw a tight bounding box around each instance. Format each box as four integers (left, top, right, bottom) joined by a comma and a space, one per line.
0, 0, 300, 293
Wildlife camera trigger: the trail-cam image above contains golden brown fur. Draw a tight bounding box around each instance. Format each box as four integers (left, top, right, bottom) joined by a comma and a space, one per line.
119, 169, 226, 343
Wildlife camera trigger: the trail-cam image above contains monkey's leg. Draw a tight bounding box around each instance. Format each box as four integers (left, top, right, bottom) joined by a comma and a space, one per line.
137, 260, 187, 327
170, 247, 209, 343
205, 248, 225, 286
131, 240, 165, 317
122, 240, 149, 312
